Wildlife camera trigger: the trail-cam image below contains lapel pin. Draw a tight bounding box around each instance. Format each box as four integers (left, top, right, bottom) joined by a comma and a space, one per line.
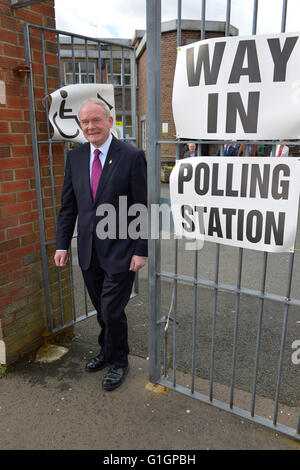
109, 160, 112, 164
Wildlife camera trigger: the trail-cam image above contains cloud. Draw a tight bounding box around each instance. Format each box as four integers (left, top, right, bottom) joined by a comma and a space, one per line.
54, 0, 300, 39
55, 0, 146, 38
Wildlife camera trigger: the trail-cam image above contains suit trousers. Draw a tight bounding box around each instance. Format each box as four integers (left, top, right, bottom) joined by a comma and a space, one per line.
81, 242, 135, 368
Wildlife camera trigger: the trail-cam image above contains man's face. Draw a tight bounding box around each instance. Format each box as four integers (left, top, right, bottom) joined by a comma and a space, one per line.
189, 144, 196, 152
79, 102, 113, 147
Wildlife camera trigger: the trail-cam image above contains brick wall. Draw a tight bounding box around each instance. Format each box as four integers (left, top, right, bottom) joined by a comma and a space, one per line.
0, 0, 73, 365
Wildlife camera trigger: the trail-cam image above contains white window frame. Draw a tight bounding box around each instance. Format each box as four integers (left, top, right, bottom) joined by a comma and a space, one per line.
64, 61, 96, 85
106, 60, 131, 86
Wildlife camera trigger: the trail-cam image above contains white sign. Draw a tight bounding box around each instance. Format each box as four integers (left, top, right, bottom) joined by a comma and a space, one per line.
172, 32, 300, 140
48, 84, 116, 142
169, 157, 300, 253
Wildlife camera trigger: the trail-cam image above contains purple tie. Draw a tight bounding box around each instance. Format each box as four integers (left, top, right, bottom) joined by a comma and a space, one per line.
91, 149, 102, 200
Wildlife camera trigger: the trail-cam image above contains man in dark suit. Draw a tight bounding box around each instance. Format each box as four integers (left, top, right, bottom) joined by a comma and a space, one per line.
216, 142, 240, 156
54, 98, 147, 391
183, 142, 197, 157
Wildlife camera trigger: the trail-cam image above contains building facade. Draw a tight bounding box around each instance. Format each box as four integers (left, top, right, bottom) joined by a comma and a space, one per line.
58, 20, 239, 161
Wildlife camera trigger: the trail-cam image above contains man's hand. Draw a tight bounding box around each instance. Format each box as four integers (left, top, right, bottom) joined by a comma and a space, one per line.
129, 255, 147, 272
54, 250, 69, 267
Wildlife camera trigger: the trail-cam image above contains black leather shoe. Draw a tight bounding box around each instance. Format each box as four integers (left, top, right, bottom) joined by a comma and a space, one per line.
85, 351, 107, 372
102, 366, 129, 391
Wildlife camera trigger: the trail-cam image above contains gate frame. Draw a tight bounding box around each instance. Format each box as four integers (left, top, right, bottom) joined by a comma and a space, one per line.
23, 22, 138, 333
146, 0, 300, 441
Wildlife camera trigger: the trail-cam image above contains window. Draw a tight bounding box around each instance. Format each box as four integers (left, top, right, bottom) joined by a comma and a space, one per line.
106, 60, 131, 86
116, 112, 133, 138
64, 61, 96, 85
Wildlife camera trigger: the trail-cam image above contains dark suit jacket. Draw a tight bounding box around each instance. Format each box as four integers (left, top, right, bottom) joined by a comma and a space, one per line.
216, 144, 240, 156
183, 151, 196, 158
56, 135, 147, 274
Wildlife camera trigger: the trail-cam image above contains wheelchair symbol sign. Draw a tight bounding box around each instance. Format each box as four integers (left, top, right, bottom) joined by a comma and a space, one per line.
48, 84, 116, 143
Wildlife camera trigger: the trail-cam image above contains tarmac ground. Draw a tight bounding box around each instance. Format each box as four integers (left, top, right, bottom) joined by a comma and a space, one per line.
0, 313, 299, 452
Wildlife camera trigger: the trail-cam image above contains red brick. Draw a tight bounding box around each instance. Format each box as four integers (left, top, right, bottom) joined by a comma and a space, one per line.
32, 49, 43, 63
20, 232, 38, 246
7, 244, 34, 261
12, 146, 33, 158
1, 180, 29, 193
0, 122, 9, 133
3, 201, 32, 216
19, 211, 38, 224
3, 43, 25, 59
0, 278, 24, 298
0, 109, 24, 120
44, 217, 54, 230
0, 15, 22, 32
10, 122, 31, 133
0, 215, 19, 229
7, 223, 33, 239
1, 259, 22, 275
0, 146, 10, 158
16, 8, 43, 25
10, 265, 31, 281
1, 157, 27, 169
0, 193, 16, 205
45, 53, 58, 66
6, 96, 29, 109
46, 227, 55, 240
31, 62, 44, 75
44, 17, 55, 30
0, 293, 12, 308
17, 190, 36, 203
33, 87, 46, 99
0, 28, 18, 45
0, 3, 11, 15
14, 168, 35, 179
0, 133, 25, 145
0, 56, 18, 70
0, 170, 13, 182
12, 283, 38, 301
0, 252, 7, 264
0, 238, 19, 254
34, 2, 55, 18
6, 83, 26, 97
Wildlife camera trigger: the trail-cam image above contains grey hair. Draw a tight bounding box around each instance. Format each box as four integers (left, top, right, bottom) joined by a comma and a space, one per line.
78, 98, 111, 119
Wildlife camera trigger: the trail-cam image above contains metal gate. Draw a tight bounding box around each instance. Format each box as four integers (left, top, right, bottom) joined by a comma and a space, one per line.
147, 0, 300, 440
23, 22, 138, 332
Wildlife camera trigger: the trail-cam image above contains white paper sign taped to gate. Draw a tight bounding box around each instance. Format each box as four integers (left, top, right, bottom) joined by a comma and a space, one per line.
172, 32, 300, 139
169, 157, 300, 253
48, 84, 116, 143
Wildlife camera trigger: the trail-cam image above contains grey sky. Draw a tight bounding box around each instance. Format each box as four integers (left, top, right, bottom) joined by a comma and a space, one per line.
54, 0, 300, 39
